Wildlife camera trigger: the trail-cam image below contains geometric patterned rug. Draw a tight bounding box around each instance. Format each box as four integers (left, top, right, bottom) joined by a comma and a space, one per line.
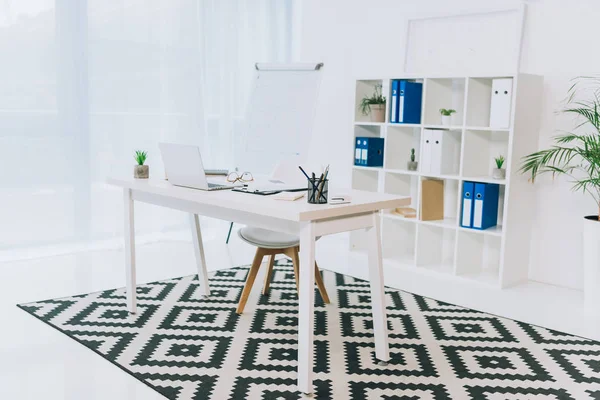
17, 259, 600, 399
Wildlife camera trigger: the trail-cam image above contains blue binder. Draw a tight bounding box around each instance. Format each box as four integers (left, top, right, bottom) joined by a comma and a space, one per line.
460, 181, 474, 228
472, 183, 500, 230
397, 81, 423, 124
356, 137, 384, 167
390, 80, 399, 123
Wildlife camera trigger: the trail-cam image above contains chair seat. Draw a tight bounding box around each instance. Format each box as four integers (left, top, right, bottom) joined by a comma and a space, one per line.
238, 227, 299, 249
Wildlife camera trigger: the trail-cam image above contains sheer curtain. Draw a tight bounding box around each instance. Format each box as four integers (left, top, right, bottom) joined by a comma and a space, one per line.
0, 0, 295, 252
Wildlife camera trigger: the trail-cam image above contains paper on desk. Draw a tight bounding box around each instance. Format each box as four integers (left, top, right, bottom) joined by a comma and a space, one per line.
245, 178, 303, 192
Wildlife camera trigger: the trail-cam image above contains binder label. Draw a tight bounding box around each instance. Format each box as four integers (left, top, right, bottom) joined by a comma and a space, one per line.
462, 198, 472, 227
398, 92, 405, 123
473, 195, 484, 228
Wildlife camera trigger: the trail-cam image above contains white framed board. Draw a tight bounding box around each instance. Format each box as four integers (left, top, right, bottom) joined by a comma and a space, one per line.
239, 63, 324, 174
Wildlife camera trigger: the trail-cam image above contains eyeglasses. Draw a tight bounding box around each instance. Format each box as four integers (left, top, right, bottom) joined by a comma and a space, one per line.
227, 171, 254, 183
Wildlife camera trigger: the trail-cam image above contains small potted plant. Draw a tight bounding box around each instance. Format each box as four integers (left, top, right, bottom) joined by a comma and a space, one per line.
493, 155, 506, 179
134, 150, 149, 179
407, 148, 418, 171
359, 84, 386, 122
439, 109, 456, 126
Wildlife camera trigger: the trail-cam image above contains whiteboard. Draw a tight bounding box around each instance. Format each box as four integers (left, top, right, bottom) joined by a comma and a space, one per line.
239, 63, 323, 174
405, 8, 523, 74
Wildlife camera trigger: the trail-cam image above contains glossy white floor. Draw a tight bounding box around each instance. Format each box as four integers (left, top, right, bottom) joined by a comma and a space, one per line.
1, 227, 599, 400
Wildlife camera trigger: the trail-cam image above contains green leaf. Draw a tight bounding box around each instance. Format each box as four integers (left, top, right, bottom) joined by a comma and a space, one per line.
134, 150, 148, 166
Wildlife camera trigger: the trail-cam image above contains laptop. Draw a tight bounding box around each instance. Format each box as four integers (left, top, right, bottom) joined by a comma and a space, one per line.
159, 143, 235, 191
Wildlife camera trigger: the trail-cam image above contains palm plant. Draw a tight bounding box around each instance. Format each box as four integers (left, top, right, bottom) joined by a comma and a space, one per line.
520, 76, 600, 220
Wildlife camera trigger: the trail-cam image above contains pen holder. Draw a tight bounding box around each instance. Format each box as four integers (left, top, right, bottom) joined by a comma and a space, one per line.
307, 178, 328, 204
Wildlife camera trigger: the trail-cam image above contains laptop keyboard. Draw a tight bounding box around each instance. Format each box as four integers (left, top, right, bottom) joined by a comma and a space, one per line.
208, 183, 226, 188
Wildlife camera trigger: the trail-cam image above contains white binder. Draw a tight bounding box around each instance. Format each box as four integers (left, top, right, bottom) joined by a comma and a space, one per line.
422, 129, 456, 175
490, 78, 513, 128
420, 129, 433, 173
430, 130, 443, 175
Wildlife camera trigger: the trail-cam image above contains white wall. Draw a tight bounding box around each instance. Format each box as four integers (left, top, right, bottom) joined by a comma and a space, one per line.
300, 0, 600, 290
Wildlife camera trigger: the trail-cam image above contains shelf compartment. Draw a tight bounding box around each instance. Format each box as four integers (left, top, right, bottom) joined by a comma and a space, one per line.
423, 78, 466, 126
354, 124, 382, 139
461, 176, 506, 185
383, 211, 418, 223
455, 230, 501, 284
416, 224, 456, 274
465, 77, 513, 128
355, 80, 386, 123
384, 125, 421, 171
462, 129, 509, 178
458, 181, 505, 234
420, 128, 462, 176
384, 172, 418, 211
420, 178, 460, 225
420, 217, 458, 229
352, 168, 379, 192
382, 217, 417, 265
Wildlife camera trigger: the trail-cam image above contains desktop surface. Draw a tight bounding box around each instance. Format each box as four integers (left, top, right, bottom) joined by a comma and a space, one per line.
107, 177, 410, 222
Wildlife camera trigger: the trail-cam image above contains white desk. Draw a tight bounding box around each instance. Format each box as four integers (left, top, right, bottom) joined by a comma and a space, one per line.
107, 177, 410, 394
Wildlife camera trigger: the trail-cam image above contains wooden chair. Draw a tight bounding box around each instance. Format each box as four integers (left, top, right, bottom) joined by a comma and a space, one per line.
236, 227, 330, 314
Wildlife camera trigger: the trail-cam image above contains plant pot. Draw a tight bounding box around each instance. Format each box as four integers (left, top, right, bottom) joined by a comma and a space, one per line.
134, 165, 149, 179
369, 104, 385, 123
583, 216, 600, 316
441, 115, 451, 126
407, 161, 418, 171
492, 168, 506, 179
583, 215, 600, 317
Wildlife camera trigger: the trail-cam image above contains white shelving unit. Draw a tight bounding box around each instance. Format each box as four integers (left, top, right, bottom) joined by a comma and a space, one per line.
350, 73, 543, 289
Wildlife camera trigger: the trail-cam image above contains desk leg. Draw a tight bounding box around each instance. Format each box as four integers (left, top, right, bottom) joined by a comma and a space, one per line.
123, 189, 137, 314
190, 213, 211, 296
298, 222, 316, 395
366, 212, 390, 362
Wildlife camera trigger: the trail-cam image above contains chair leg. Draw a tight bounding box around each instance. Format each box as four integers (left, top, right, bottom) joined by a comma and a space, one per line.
262, 255, 275, 295
236, 248, 265, 314
225, 222, 234, 244
314, 261, 330, 304
288, 247, 300, 294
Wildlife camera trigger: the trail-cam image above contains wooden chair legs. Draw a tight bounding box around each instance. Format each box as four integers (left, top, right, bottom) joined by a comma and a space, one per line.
287, 247, 330, 304
262, 255, 275, 295
314, 261, 330, 303
236, 248, 265, 314
285, 247, 301, 293
236, 246, 331, 315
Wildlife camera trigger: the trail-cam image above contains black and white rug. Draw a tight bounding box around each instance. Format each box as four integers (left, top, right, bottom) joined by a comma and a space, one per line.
18, 259, 600, 399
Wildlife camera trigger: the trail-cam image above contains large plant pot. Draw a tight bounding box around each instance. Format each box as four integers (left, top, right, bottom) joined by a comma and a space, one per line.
369, 104, 385, 123
583, 215, 600, 315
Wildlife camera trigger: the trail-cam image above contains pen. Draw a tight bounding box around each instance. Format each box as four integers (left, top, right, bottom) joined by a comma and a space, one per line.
317, 165, 329, 201
299, 166, 318, 201
298, 166, 311, 181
